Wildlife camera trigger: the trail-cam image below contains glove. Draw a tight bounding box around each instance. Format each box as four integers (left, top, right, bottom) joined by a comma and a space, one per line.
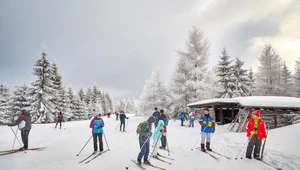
250, 131, 254, 135
126, 117, 129, 119
212, 129, 215, 133
160, 129, 167, 133
262, 138, 266, 141
8, 124, 14, 127
148, 132, 153, 137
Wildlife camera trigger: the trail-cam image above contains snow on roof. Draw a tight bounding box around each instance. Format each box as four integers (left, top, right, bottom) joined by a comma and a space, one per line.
188, 96, 300, 109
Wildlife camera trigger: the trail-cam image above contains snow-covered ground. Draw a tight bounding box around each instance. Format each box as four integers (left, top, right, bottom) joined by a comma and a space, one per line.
0, 115, 299, 170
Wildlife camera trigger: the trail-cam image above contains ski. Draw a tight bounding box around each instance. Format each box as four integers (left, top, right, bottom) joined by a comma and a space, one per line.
157, 153, 174, 160
144, 163, 167, 170
130, 160, 146, 170
84, 149, 109, 164
197, 148, 219, 161
196, 148, 230, 159
152, 156, 172, 165
79, 153, 95, 164
255, 159, 282, 170
0, 148, 19, 154
0, 147, 46, 156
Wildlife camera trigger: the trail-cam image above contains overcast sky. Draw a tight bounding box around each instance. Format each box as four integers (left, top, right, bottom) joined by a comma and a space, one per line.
0, 0, 299, 99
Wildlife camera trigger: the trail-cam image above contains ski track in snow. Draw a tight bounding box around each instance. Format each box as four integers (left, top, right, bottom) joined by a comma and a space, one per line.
0, 116, 299, 170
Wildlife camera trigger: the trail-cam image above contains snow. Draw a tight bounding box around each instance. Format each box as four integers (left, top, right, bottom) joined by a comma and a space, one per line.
188, 96, 300, 109
0, 116, 300, 170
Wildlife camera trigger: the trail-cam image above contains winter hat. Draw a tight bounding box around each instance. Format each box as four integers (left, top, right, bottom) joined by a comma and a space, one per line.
147, 116, 156, 123
252, 110, 261, 117
93, 112, 101, 117
203, 108, 209, 112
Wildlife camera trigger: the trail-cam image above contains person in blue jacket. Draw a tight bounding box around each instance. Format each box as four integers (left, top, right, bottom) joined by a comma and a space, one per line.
152, 120, 165, 158
198, 108, 215, 152
178, 112, 186, 126
89, 113, 105, 154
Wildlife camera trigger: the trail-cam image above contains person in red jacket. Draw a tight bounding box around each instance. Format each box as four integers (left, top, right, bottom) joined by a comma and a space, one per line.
55, 112, 64, 129
245, 109, 267, 159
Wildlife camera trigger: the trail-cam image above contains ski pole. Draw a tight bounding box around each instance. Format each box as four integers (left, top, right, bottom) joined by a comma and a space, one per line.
76, 135, 93, 156
103, 132, 110, 151
191, 127, 206, 150
126, 135, 151, 170
165, 135, 170, 156
149, 133, 162, 161
10, 127, 22, 149
126, 119, 129, 131
115, 122, 120, 130
235, 137, 250, 160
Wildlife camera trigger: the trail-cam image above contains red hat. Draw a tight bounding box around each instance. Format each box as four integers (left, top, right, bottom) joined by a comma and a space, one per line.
252, 110, 261, 117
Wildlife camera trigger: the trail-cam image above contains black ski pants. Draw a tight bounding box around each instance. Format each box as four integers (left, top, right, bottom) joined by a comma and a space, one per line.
246, 134, 262, 158
120, 120, 125, 131
55, 119, 62, 128
93, 133, 103, 152
21, 130, 30, 149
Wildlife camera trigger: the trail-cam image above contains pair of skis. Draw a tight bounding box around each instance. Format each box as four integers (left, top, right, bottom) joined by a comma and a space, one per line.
196, 147, 230, 160
130, 160, 167, 170
0, 147, 46, 156
79, 149, 110, 164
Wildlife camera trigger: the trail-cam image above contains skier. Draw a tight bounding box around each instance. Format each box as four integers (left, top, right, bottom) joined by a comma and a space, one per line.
152, 120, 165, 158
159, 109, 168, 149
89, 113, 105, 154
245, 109, 267, 160
55, 112, 64, 129
152, 107, 160, 127
189, 111, 196, 128
115, 112, 119, 121
137, 116, 156, 165
198, 108, 215, 152
8, 109, 32, 151
178, 112, 186, 126
119, 111, 129, 132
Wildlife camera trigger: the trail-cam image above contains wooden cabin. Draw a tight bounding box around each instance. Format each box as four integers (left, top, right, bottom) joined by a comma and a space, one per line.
187, 96, 300, 132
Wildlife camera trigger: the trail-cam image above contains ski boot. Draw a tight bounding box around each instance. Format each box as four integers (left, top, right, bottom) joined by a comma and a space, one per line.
206, 142, 212, 151
201, 143, 206, 152
144, 160, 152, 165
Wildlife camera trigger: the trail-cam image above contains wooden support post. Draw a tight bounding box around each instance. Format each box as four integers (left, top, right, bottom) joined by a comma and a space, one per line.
274, 109, 278, 128
220, 108, 223, 125
231, 108, 234, 122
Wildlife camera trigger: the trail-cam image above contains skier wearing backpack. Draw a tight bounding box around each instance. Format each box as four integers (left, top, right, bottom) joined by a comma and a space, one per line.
55, 112, 64, 129
152, 120, 165, 158
89, 113, 105, 154
245, 110, 267, 160
137, 116, 156, 165
120, 111, 129, 132
198, 108, 215, 152
8, 109, 32, 151
152, 107, 160, 127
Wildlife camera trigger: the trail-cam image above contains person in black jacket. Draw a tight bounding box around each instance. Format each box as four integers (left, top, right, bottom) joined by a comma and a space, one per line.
119, 111, 128, 132
152, 107, 160, 127
8, 109, 32, 151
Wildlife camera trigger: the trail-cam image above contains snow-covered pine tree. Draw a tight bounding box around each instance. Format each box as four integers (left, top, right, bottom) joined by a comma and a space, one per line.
51, 62, 65, 113
72, 96, 86, 120
256, 44, 282, 96
216, 47, 234, 98
66, 87, 76, 120
232, 57, 251, 97
140, 70, 168, 115
170, 26, 209, 112
105, 93, 114, 113
78, 88, 85, 101
280, 62, 293, 96
31, 50, 56, 123
100, 90, 109, 115
0, 84, 12, 125
11, 84, 32, 120
294, 58, 300, 97
247, 68, 255, 96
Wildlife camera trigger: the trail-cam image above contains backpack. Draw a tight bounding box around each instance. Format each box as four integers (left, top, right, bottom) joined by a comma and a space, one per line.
136, 121, 148, 134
